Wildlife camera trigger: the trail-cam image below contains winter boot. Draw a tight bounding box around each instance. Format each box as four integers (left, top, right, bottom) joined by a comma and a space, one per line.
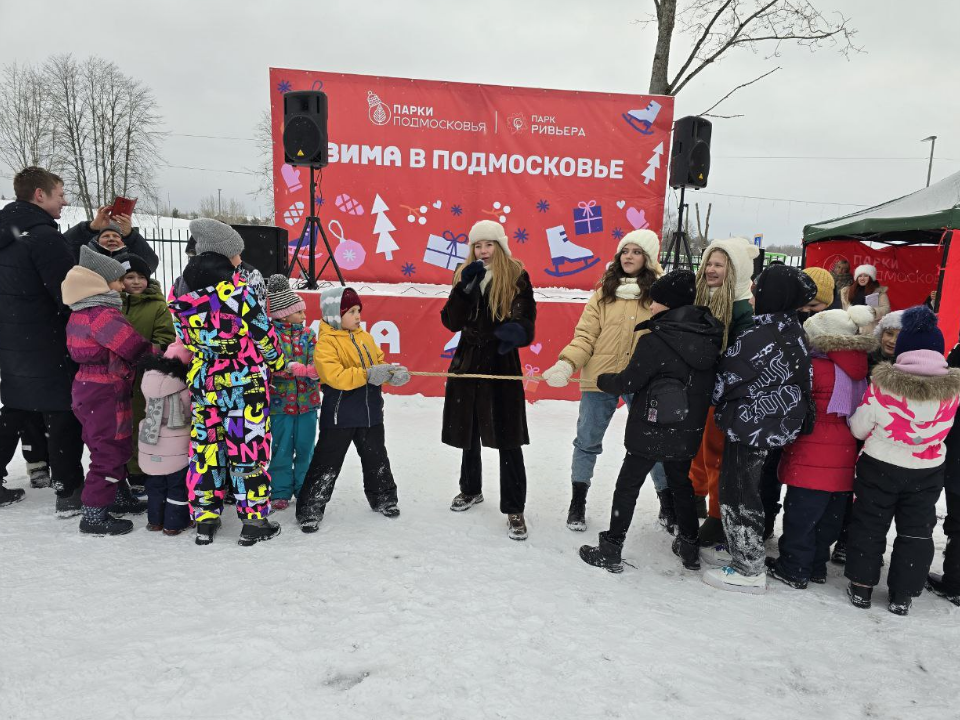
672, 535, 701, 571
657, 490, 677, 536
810, 571, 827, 585
695, 495, 708, 520
698, 516, 726, 546
26, 461, 51, 489
566, 483, 588, 531
579, 531, 624, 573
888, 590, 912, 616
146, 522, 163, 532
109, 481, 147, 516
507, 513, 528, 541
702, 566, 766, 595
926, 573, 960, 607
830, 540, 847, 565
764, 557, 808, 590
700, 542, 734, 568
846, 583, 872, 609
55, 487, 83, 518
0, 484, 25, 507
127, 473, 147, 496
299, 512, 324, 533
238, 517, 281, 546
375, 502, 400, 518
195, 517, 222, 546
450, 492, 484, 512
78, 505, 133, 536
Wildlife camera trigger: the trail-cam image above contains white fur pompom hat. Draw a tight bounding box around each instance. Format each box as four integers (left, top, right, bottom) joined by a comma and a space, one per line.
803, 305, 875, 340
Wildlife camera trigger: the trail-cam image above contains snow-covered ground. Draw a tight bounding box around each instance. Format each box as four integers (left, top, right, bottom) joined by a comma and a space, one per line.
0, 395, 957, 720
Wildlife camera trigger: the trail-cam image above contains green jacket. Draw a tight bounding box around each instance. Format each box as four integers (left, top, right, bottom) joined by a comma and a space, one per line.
122, 280, 176, 348
728, 299, 754, 346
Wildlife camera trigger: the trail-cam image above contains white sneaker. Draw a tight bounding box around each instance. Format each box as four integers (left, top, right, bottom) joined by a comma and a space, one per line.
700, 543, 733, 568
702, 566, 767, 595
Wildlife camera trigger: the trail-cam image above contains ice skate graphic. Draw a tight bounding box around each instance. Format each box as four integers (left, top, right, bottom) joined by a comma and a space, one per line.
544, 226, 601, 278
441, 332, 461, 359
622, 100, 662, 135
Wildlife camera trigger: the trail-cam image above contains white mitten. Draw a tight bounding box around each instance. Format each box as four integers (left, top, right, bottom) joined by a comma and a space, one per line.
542, 360, 574, 388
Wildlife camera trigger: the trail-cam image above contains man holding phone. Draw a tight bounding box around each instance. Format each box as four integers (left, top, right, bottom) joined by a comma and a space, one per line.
65, 202, 159, 273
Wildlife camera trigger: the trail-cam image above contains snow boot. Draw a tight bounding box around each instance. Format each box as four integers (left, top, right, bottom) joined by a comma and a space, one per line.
127, 473, 147, 497
507, 513, 528, 541
195, 518, 222, 546
702, 566, 766, 595
695, 495, 707, 520
810, 571, 827, 585
672, 535, 701, 571
450, 492, 484, 512
146, 522, 163, 532
846, 583, 872, 609
830, 540, 847, 565
26, 461, 51, 489
55, 487, 83, 518
566, 483, 588, 531
0, 484, 25, 507
926, 573, 960, 607
299, 512, 323, 533
375, 502, 400, 518
79, 505, 133, 536
657, 489, 677, 536
764, 557, 808, 590
700, 542, 733, 568
888, 590, 912, 616
698, 516, 726, 546
109, 481, 147, 516
579, 531, 624, 573
238, 517, 281, 546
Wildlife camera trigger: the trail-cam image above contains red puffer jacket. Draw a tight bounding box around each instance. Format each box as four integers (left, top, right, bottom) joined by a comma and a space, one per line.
779, 333, 876, 492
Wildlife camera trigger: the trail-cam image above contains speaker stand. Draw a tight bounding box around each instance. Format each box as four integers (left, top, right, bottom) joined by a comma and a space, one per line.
288, 165, 345, 289
662, 184, 694, 271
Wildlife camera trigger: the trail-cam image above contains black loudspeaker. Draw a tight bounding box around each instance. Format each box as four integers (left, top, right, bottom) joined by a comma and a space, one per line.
283, 91, 329, 167
669, 116, 712, 189
233, 224, 289, 278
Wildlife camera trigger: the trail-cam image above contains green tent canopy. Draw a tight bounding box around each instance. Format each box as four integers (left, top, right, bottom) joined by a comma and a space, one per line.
803, 170, 960, 245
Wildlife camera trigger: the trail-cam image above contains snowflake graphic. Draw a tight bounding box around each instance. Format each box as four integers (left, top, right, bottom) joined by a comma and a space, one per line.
451, 205, 463, 216
315, 197, 325, 208
277, 80, 292, 94
611, 227, 624, 240
342, 249, 357, 263
401, 262, 416, 277
536, 199, 550, 213
513, 228, 529, 243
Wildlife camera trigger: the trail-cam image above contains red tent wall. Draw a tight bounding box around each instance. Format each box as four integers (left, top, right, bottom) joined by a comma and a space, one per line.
939, 230, 960, 350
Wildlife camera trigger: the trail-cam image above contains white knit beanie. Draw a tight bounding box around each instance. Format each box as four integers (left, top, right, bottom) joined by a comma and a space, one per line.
853, 264, 877, 282
468, 220, 510, 257
617, 229, 663, 275
804, 305, 875, 340
702, 237, 760, 301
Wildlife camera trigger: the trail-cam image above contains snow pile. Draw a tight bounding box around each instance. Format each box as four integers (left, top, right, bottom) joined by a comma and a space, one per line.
0, 395, 955, 719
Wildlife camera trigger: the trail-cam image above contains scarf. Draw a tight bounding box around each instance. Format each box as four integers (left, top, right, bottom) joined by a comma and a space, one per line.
68, 291, 123, 313
479, 266, 493, 295
811, 348, 866, 418
140, 391, 188, 446
615, 277, 642, 300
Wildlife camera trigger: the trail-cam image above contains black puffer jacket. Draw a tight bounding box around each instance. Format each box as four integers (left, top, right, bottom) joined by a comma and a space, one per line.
66, 221, 159, 272
0, 201, 77, 411
597, 305, 724, 460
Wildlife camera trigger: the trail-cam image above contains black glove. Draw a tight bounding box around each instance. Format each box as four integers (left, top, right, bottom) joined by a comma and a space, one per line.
459, 261, 485, 290
493, 322, 527, 355
595, 373, 617, 395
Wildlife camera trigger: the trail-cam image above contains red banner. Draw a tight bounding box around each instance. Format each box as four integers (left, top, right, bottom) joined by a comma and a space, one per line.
804, 239, 942, 311
269, 69, 674, 290
299, 291, 587, 401
939, 231, 960, 351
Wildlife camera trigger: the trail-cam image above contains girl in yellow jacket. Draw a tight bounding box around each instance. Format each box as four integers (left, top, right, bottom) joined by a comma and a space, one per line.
295, 287, 410, 532
541, 230, 662, 531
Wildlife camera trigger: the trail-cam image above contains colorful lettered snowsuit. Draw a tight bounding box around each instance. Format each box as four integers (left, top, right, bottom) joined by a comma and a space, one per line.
169, 277, 285, 521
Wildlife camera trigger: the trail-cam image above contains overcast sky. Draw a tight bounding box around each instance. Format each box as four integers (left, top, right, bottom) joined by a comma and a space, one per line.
1, 0, 957, 245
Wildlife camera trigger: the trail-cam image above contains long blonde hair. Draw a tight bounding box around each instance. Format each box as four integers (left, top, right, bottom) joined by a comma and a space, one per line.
453, 243, 525, 321
695, 248, 737, 350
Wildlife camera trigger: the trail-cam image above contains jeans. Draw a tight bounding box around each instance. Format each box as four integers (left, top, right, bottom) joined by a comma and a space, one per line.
571, 391, 632, 487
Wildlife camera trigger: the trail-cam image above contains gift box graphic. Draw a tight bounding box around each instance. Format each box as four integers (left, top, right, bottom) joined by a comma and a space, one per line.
572, 200, 603, 235
523, 364, 540, 391
424, 230, 469, 270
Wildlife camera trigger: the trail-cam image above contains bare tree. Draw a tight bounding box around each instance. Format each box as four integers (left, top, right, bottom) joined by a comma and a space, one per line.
0, 63, 60, 173
248, 109, 274, 204
644, 1, 858, 115
197, 194, 257, 225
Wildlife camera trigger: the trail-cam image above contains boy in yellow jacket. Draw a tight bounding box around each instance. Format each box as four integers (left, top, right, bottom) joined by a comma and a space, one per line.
296, 287, 410, 532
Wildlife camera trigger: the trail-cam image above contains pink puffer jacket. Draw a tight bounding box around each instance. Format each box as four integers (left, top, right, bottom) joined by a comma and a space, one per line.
138, 368, 191, 475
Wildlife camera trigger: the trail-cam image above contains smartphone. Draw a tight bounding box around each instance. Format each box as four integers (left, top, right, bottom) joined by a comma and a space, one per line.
109, 196, 137, 216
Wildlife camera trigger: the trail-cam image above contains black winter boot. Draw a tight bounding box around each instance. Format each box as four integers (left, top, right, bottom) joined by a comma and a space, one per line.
831, 540, 847, 565
238, 517, 281, 546
79, 505, 133, 536
195, 517, 222, 546
26, 461, 51, 489
765, 557, 808, 590
566, 483, 588, 531
299, 511, 324, 533
55, 487, 83, 518
672, 535, 701, 570
374, 502, 400, 518
579, 531, 624, 573
846, 583, 872, 609
109, 481, 147, 515
888, 590, 912, 616
450, 492, 483, 512
0, 484, 25, 507
657, 490, 677, 536
926, 573, 960, 607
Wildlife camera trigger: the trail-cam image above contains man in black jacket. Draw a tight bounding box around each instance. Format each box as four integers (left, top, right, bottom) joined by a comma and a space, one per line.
0, 167, 85, 513
65, 204, 159, 273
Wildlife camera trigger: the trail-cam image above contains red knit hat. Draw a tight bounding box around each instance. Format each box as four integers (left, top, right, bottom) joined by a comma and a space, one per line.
340, 288, 362, 314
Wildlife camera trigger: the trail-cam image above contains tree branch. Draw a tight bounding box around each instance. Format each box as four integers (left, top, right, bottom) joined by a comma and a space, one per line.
668, 0, 734, 92
699, 66, 780, 116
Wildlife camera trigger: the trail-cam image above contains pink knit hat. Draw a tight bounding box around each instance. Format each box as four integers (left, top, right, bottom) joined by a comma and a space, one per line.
895, 350, 948, 377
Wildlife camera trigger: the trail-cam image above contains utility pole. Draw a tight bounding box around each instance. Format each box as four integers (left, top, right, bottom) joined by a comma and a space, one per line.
217, 188, 222, 217
922, 136, 937, 187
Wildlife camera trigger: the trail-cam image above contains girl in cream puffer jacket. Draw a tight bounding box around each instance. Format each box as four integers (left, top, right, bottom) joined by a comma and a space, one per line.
540, 230, 662, 531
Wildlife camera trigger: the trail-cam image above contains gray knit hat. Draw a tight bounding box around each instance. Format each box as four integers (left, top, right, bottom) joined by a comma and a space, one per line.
190, 218, 245, 259
266, 274, 306, 320
874, 309, 904, 338
79, 245, 125, 283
